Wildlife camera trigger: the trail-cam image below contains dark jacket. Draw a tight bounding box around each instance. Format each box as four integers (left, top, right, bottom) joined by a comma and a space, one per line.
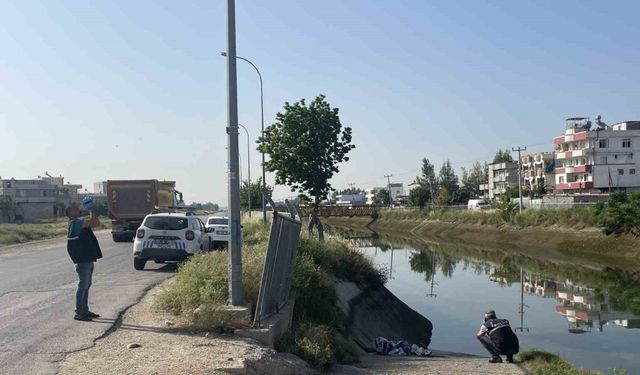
485, 318, 519, 355
67, 227, 103, 264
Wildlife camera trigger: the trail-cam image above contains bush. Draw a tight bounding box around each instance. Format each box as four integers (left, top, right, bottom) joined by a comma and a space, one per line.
518, 350, 601, 375
596, 192, 640, 236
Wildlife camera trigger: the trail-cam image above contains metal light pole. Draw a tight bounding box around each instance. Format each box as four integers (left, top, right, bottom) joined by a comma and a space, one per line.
238, 123, 251, 217
225, 0, 243, 306
220, 52, 266, 223
512, 146, 527, 213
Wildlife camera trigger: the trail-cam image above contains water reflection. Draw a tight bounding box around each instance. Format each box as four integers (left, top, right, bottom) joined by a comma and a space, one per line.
330, 226, 640, 374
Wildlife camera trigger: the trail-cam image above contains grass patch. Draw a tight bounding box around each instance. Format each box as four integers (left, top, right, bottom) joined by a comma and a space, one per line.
518, 350, 628, 375
155, 217, 380, 370
0, 217, 111, 246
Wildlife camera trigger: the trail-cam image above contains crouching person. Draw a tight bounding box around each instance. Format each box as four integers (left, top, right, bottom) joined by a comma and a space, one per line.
476, 309, 519, 363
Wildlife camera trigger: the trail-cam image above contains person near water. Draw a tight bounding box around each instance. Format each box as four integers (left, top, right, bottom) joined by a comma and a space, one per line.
476, 309, 520, 363
66, 202, 102, 321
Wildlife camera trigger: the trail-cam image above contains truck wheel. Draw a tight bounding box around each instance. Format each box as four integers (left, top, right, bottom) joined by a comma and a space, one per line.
134, 258, 146, 270
112, 234, 123, 242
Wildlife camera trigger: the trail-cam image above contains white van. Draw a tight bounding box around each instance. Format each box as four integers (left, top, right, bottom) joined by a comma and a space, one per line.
467, 199, 489, 210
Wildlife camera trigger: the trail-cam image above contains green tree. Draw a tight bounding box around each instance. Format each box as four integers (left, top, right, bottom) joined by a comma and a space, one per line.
0, 195, 15, 221
409, 251, 437, 282
257, 95, 355, 208
438, 160, 459, 203
373, 189, 390, 206
460, 161, 488, 199
338, 187, 364, 195
503, 186, 520, 200
408, 185, 430, 209
434, 187, 451, 207
596, 192, 640, 236
492, 149, 513, 163
416, 158, 437, 189
240, 178, 272, 211
492, 195, 518, 223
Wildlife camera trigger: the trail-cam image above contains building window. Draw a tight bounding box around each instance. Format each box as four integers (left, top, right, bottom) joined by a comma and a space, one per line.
599, 139, 608, 148
630, 169, 636, 175
615, 154, 619, 159
559, 176, 565, 184
623, 139, 631, 148
618, 169, 624, 175
600, 156, 608, 164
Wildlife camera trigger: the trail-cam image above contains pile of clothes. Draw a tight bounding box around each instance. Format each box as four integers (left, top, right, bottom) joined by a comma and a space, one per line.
374, 337, 432, 357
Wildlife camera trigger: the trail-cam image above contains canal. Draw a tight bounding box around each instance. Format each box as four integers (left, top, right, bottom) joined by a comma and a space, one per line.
332, 227, 640, 374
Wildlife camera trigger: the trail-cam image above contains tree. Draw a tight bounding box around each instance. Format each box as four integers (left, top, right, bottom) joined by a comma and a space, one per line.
416, 158, 437, 189
240, 178, 272, 211
257, 95, 355, 208
409, 185, 430, 209
373, 189, 390, 206
0, 195, 15, 221
493, 149, 513, 163
438, 160, 459, 203
460, 161, 488, 199
596, 192, 640, 236
338, 187, 364, 195
434, 187, 451, 207
492, 194, 518, 223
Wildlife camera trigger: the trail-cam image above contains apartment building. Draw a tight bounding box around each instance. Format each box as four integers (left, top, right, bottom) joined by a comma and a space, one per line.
366, 183, 405, 205
487, 162, 519, 199
520, 152, 555, 192
553, 118, 640, 193
0, 178, 57, 222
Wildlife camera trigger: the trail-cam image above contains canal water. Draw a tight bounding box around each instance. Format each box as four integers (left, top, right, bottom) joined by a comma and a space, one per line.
333, 228, 640, 374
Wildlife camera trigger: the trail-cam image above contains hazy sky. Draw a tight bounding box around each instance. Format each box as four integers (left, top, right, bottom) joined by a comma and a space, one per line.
2, 0, 640, 204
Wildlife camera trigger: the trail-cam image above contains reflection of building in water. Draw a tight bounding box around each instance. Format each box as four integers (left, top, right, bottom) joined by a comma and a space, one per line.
488, 265, 520, 286
523, 273, 558, 298
554, 282, 640, 333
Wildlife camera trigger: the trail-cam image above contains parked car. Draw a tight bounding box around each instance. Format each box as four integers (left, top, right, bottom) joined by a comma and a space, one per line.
132, 213, 211, 270
205, 216, 241, 249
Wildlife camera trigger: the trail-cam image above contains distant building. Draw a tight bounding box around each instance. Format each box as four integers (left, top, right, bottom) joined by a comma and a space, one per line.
366, 183, 406, 205
487, 162, 519, 199
554, 117, 640, 193
94, 181, 108, 194
521, 152, 555, 193
0, 178, 57, 222
336, 193, 366, 206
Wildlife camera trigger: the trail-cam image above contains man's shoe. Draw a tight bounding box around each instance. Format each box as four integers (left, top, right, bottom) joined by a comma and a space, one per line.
74, 315, 93, 322
86, 311, 100, 318
488, 357, 503, 363
506, 355, 514, 363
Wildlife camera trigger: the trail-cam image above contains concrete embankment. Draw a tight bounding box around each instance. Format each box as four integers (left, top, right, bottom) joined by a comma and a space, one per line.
325, 216, 640, 272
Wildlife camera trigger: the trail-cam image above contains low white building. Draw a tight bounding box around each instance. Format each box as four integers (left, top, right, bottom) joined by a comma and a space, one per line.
366, 183, 405, 205
336, 193, 366, 206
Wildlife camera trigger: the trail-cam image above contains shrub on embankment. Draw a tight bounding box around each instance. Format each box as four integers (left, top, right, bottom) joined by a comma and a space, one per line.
518, 350, 628, 375
379, 207, 599, 229
155, 218, 383, 371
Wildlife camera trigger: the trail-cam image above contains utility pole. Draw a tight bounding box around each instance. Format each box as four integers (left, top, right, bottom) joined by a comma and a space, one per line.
515, 267, 530, 332
225, 0, 243, 306
384, 174, 393, 208
348, 183, 355, 191
512, 146, 527, 213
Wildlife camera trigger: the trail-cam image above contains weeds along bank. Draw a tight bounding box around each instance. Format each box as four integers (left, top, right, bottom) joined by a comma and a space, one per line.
0, 218, 111, 246
155, 218, 430, 371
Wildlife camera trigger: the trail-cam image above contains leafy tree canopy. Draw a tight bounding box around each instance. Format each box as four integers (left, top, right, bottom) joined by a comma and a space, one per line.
240, 178, 273, 211
438, 160, 459, 202
257, 95, 355, 208
493, 149, 514, 164
416, 158, 437, 188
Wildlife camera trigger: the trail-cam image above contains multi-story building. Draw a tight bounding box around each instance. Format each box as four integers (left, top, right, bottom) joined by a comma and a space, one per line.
365, 183, 405, 205
520, 152, 555, 192
0, 178, 57, 222
487, 162, 519, 199
553, 118, 640, 193
94, 181, 108, 194
336, 193, 366, 206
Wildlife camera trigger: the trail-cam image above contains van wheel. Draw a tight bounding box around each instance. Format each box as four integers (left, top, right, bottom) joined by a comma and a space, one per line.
134, 258, 146, 270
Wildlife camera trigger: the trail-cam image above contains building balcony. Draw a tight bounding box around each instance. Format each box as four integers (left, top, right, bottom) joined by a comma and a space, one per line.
555, 149, 588, 160
556, 182, 594, 190
556, 165, 592, 174
554, 131, 588, 145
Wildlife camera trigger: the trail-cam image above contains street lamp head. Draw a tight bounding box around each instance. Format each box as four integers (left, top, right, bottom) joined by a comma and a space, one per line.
220, 52, 227, 56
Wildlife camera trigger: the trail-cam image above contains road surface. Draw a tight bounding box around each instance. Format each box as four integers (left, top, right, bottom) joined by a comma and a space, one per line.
0, 231, 176, 375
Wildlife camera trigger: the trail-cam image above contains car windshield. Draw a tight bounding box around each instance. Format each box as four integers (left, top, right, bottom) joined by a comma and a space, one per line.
208, 218, 228, 225
144, 216, 188, 230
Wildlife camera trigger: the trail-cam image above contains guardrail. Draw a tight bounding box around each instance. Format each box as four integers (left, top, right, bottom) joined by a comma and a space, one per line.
253, 211, 302, 327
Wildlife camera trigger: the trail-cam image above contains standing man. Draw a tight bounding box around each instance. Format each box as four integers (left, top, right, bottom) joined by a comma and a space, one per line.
476, 309, 519, 363
66, 202, 102, 321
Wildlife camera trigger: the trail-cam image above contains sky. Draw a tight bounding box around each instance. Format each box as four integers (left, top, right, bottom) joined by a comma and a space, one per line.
2, 0, 640, 204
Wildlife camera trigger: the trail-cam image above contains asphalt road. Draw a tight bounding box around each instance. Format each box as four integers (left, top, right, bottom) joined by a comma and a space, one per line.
0, 231, 176, 375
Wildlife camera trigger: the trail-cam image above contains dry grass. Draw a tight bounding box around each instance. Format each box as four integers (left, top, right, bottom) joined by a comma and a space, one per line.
0, 217, 111, 246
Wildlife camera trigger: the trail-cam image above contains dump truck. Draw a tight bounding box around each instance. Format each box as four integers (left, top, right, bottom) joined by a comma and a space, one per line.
107, 180, 184, 242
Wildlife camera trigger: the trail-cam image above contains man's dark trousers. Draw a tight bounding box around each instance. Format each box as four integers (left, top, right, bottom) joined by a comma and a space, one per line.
477, 335, 501, 359
75, 262, 94, 315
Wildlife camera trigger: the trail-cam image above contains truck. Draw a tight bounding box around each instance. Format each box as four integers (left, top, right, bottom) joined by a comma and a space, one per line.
107, 180, 184, 242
